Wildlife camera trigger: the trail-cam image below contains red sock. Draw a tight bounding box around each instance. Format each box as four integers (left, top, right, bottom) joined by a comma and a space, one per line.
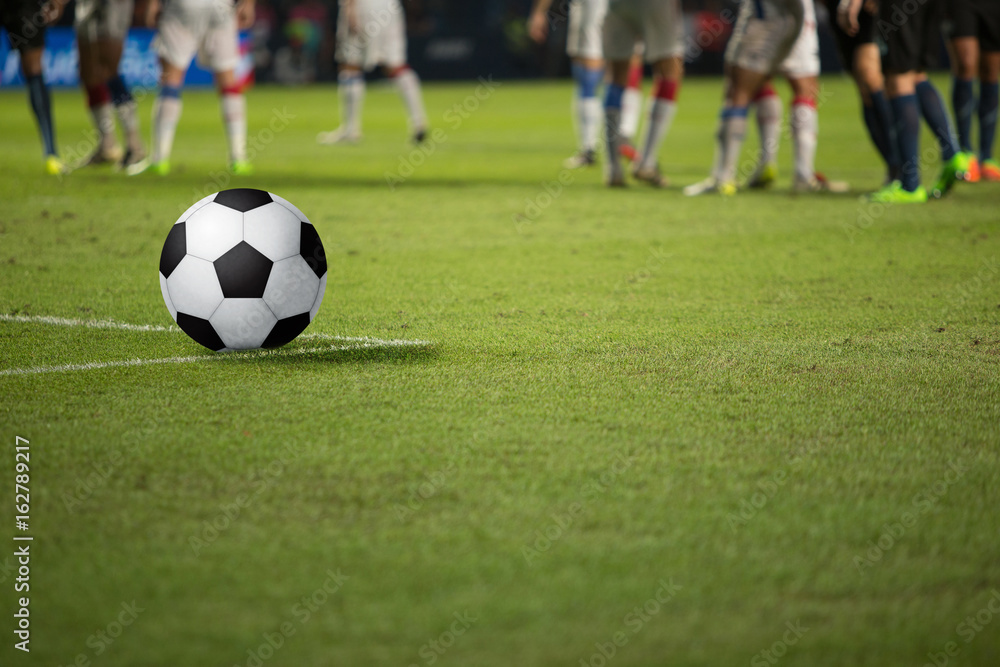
653, 78, 678, 102
86, 83, 111, 108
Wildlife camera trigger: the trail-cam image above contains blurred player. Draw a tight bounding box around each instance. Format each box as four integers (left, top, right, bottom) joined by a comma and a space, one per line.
130, 0, 254, 176
317, 0, 426, 145
1, 0, 68, 174
841, 0, 967, 203
685, 0, 804, 196
947, 0, 1000, 181
74, 0, 146, 168
602, 0, 685, 187
529, 0, 607, 168
822, 0, 900, 185
740, 0, 844, 192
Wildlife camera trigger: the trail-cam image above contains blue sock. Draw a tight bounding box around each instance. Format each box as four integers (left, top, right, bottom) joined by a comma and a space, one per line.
572, 62, 603, 100
865, 90, 900, 178
108, 74, 133, 106
952, 77, 975, 153
604, 83, 624, 111
980, 81, 998, 161
160, 85, 182, 100
891, 94, 921, 192
26, 74, 56, 157
915, 79, 957, 161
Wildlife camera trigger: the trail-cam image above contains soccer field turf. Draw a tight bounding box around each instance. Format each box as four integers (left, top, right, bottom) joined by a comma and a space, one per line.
1, 76, 999, 666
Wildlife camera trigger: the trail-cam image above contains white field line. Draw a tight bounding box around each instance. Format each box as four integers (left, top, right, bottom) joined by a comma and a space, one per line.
1, 314, 432, 376
1, 341, 432, 376
0, 313, 178, 332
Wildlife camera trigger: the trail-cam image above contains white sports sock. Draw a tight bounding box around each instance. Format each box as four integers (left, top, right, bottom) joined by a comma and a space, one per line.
338, 71, 365, 134
91, 102, 116, 151
115, 101, 143, 152
620, 87, 642, 140
393, 68, 427, 131
719, 112, 748, 184
639, 99, 677, 171
220, 93, 247, 163
604, 106, 624, 180
151, 95, 182, 163
577, 96, 603, 153
791, 101, 818, 182
755, 93, 783, 167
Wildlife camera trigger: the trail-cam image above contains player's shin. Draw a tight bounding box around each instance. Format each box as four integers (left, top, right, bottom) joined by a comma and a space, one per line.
151, 86, 182, 164
603, 83, 625, 185
637, 77, 678, 171
790, 97, 818, 182
220, 87, 247, 163
980, 81, 998, 162
719, 106, 748, 185
753, 83, 782, 170
338, 70, 365, 135
393, 67, 427, 133
26, 74, 58, 157
110, 74, 143, 152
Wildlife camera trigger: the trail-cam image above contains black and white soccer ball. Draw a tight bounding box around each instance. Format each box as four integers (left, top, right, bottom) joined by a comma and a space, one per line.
159, 188, 327, 352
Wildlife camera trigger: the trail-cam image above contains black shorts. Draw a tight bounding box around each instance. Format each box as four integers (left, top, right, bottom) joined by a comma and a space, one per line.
1, 0, 47, 51
827, 0, 878, 70
947, 0, 1000, 52
877, 0, 944, 74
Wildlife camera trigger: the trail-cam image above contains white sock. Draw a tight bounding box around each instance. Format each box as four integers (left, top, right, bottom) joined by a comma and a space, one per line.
91, 102, 116, 151
220, 93, 247, 163
791, 101, 818, 182
151, 94, 182, 163
393, 68, 427, 131
718, 111, 748, 184
620, 87, 642, 140
755, 93, 783, 167
338, 70, 365, 134
115, 101, 143, 152
639, 98, 677, 171
578, 96, 602, 153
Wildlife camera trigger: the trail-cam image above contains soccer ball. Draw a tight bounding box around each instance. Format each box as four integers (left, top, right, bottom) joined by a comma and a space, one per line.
159, 188, 327, 352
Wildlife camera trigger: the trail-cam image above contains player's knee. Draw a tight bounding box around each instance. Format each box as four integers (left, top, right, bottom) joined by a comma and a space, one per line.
385, 64, 409, 78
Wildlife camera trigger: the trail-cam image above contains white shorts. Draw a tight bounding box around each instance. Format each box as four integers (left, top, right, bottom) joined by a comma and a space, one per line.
153, 0, 240, 72
566, 0, 608, 60
778, 0, 819, 78
603, 0, 685, 63
335, 0, 406, 71
75, 0, 134, 42
724, 0, 804, 75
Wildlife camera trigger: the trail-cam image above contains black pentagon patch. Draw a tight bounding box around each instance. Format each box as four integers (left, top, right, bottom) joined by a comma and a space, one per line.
262, 313, 311, 349
213, 188, 273, 213
215, 241, 273, 298
159, 222, 186, 278
300, 222, 327, 278
176, 313, 226, 351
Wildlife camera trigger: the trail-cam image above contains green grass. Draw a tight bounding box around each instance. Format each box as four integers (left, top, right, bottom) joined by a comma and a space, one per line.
1, 75, 999, 667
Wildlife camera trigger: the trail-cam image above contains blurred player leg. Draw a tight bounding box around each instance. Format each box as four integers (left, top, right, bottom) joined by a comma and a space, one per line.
981, 51, 1000, 179
4, 2, 64, 174
389, 66, 428, 143
633, 61, 680, 185
603, 64, 627, 186
147, 73, 183, 174
747, 81, 781, 188
318, 67, 365, 144
109, 70, 145, 167
216, 74, 250, 174
686, 0, 803, 196
565, 0, 607, 168
975, 1, 1000, 180
77, 38, 121, 166
618, 53, 643, 161
626, 0, 684, 187
826, 0, 898, 183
